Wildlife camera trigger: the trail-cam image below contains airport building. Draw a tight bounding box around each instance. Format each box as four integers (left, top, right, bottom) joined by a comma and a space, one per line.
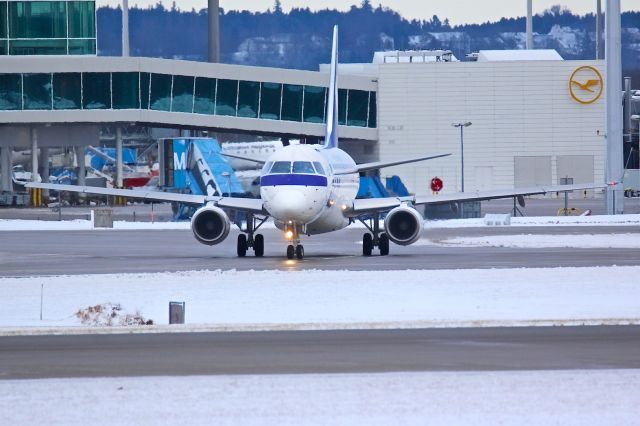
333, 51, 609, 197
0, 0, 638, 205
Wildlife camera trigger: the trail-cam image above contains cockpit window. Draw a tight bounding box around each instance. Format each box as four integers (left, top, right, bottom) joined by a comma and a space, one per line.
261, 161, 273, 174
292, 161, 316, 174
312, 162, 325, 175
269, 161, 291, 174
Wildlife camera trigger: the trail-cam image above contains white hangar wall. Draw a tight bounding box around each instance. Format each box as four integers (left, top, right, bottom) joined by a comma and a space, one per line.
374, 59, 605, 197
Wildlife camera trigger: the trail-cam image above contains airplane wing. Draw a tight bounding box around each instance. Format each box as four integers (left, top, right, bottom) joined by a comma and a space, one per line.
414, 183, 606, 205
25, 182, 266, 214
219, 153, 266, 165
335, 153, 451, 175
345, 183, 605, 215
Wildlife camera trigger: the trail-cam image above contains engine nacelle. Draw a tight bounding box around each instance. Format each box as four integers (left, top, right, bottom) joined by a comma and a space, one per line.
384, 205, 423, 246
190, 205, 231, 246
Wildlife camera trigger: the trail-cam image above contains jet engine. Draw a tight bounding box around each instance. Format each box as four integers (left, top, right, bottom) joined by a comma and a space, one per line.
190, 205, 231, 245
384, 205, 423, 246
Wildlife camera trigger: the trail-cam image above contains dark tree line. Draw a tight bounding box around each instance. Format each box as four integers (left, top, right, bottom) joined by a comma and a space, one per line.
96, 2, 640, 77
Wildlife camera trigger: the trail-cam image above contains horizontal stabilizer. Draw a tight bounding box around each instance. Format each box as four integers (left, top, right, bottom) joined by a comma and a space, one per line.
220, 153, 266, 165
336, 153, 451, 175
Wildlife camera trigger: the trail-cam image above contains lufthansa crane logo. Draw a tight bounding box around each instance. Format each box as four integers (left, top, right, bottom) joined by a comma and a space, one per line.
569, 66, 603, 104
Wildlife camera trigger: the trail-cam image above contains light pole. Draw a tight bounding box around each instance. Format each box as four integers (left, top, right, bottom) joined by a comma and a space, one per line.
452, 122, 472, 193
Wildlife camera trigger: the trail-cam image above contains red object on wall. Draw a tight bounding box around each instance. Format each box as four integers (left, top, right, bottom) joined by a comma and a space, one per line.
430, 177, 443, 193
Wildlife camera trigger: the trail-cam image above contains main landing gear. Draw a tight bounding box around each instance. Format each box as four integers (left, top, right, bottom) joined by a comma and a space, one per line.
359, 212, 390, 256
236, 213, 268, 258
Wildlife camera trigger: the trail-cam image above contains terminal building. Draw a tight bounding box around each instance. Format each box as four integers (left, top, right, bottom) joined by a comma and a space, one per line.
0, 0, 638, 205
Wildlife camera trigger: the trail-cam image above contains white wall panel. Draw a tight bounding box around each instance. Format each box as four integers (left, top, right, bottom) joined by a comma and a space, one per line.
377, 60, 604, 197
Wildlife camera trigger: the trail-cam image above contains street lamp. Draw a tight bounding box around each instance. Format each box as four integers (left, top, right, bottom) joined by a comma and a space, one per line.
452, 122, 472, 193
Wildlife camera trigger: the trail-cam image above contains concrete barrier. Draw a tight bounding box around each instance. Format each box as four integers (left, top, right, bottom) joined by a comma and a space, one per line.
483, 213, 511, 226
92, 208, 113, 228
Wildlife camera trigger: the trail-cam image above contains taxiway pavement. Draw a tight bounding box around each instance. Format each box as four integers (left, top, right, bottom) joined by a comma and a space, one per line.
0, 326, 638, 379
1, 226, 639, 276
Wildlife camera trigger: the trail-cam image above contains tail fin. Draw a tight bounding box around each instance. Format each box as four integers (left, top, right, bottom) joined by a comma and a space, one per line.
323, 25, 339, 149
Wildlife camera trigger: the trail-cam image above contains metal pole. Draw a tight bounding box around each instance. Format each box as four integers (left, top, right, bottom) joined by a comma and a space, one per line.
605, 0, 624, 214
30, 128, 38, 182
0, 146, 12, 192
122, 0, 129, 57
39, 147, 49, 199
624, 77, 632, 143
208, 0, 220, 62
596, 0, 604, 59
77, 146, 86, 187
526, 0, 533, 49
116, 127, 123, 188
460, 125, 465, 193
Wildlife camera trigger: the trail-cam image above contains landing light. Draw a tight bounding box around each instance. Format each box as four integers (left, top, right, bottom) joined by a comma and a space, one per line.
285, 230, 294, 239
341, 204, 348, 211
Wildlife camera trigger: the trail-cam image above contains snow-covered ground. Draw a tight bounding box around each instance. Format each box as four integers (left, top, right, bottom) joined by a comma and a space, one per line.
1, 370, 638, 425
1, 266, 638, 333
425, 214, 640, 228
1, 213, 639, 232
424, 233, 640, 248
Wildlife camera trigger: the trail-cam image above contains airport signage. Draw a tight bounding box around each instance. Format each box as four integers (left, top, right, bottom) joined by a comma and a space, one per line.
569, 66, 603, 105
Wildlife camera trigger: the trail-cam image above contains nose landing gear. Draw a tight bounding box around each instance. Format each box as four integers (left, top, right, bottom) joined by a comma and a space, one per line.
285, 225, 304, 260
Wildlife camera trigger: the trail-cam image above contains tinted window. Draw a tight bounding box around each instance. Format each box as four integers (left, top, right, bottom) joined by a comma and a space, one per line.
53, 73, 81, 109
313, 162, 325, 175
0, 73, 22, 110
171, 75, 194, 113
270, 161, 291, 174
292, 161, 315, 174
112, 72, 139, 109
259, 82, 281, 120
23, 73, 52, 110
281, 84, 302, 122
82, 72, 110, 109
193, 77, 216, 114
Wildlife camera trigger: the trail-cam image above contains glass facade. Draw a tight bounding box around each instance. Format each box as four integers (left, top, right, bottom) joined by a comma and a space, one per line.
0, 71, 377, 128
0, 1, 96, 55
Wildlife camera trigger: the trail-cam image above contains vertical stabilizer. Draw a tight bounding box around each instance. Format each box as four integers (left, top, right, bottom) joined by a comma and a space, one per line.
324, 25, 339, 149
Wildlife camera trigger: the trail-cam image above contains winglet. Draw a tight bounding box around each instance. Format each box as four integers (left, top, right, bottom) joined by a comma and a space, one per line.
324, 25, 339, 149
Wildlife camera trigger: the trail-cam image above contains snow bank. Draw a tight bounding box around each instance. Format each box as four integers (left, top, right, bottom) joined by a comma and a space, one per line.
1, 370, 638, 425
425, 214, 640, 228
1, 267, 638, 333
1, 213, 638, 232
424, 233, 640, 249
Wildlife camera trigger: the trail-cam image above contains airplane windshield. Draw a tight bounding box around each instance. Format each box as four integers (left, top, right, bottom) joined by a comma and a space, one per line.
292, 161, 316, 174
269, 161, 291, 174
313, 162, 325, 175
261, 161, 273, 174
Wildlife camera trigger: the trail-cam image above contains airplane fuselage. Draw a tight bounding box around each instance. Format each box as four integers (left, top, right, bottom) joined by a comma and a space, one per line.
259, 144, 359, 235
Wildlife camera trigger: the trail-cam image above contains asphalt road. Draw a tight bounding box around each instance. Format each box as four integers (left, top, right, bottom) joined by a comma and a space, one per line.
1, 226, 639, 276
1, 326, 638, 380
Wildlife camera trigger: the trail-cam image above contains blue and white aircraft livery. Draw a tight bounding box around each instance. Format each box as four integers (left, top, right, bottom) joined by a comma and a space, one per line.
28, 26, 603, 260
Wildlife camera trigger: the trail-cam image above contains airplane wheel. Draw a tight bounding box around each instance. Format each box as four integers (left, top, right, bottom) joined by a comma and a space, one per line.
237, 234, 248, 257
379, 233, 390, 256
362, 233, 373, 256
296, 245, 304, 260
254, 234, 264, 257
286, 245, 295, 260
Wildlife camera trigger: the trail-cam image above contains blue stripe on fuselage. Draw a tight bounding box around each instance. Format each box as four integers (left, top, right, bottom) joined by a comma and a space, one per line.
261, 174, 328, 187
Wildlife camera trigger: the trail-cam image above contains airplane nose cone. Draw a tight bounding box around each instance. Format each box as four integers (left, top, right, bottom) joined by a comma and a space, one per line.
270, 189, 308, 221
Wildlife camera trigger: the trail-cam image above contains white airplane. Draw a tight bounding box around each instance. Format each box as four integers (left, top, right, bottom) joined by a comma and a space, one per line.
28, 26, 603, 260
